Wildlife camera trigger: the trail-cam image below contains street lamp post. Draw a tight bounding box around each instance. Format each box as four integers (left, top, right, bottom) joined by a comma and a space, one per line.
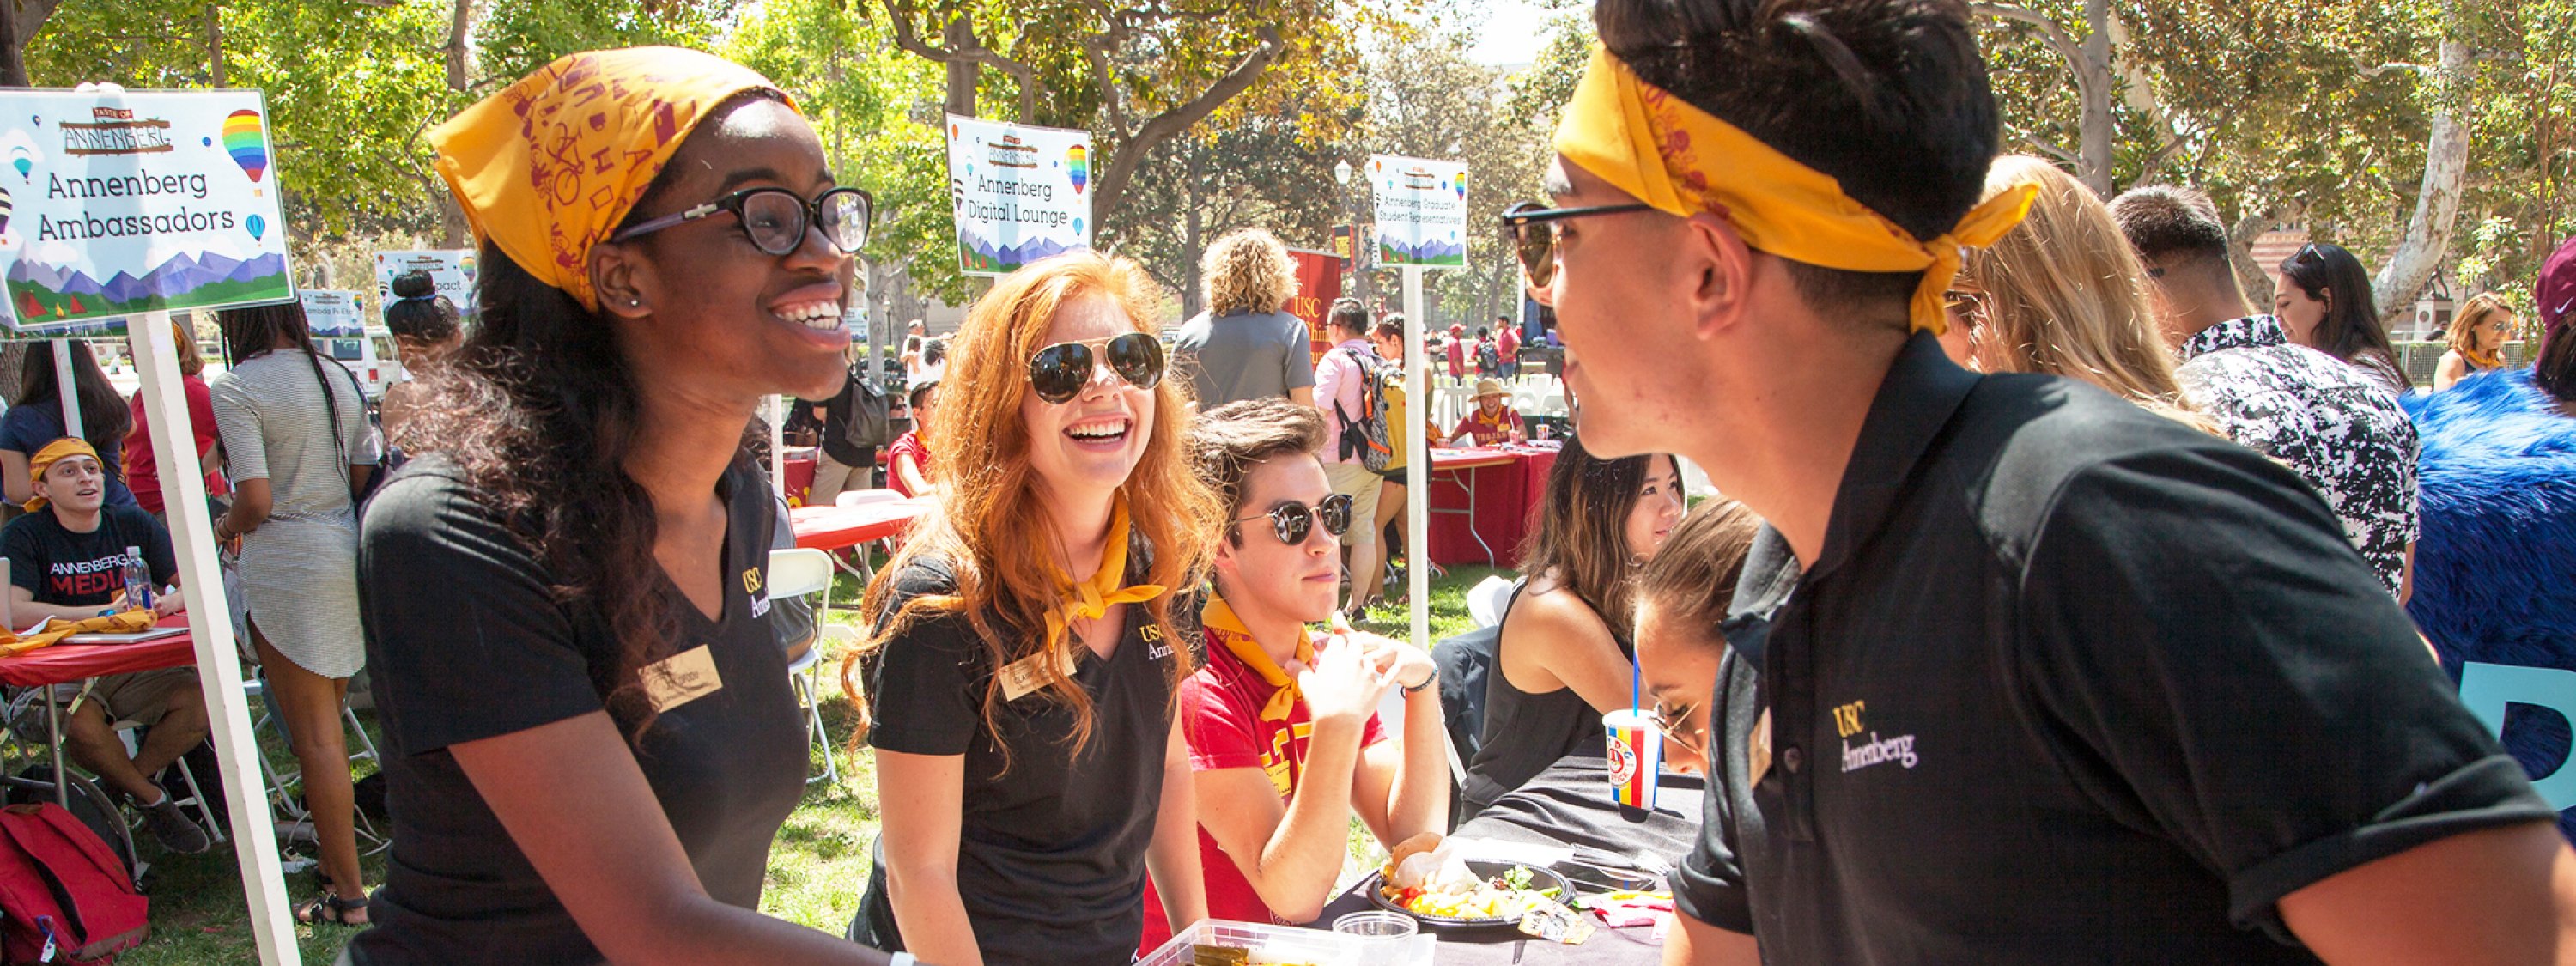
1334, 159, 1370, 311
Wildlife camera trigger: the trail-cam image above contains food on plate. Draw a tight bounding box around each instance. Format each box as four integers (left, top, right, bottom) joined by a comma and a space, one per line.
1376, 834, 1561, 920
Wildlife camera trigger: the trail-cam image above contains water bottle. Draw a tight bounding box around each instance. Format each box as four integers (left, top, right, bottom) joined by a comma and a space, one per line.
120, 546, 154, 613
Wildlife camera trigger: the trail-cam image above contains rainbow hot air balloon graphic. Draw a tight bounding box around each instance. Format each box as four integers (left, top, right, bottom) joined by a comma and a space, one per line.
1066, 144, 1089, 196
222, 109, 270, 190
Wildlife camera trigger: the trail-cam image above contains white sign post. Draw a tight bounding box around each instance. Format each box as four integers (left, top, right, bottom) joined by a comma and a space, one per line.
1364, 155, 1470, 653
0, 88, 301, 966
945, 114, 1092, 276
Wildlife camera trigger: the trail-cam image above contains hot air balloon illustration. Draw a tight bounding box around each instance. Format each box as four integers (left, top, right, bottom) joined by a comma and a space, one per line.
9, 146, 28, 183
0, 186, 14, 236
245, 213, 266, 242
222, 110, 270, 187
1066, 144, 1089, 196
1455, 171, 1467, 200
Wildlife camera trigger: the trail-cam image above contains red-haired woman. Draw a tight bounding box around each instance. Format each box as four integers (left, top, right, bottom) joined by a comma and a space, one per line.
848, 251, 1223, 966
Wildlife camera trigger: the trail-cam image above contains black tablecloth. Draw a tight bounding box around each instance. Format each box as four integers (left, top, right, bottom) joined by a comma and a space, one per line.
1311, 758, 1704, 965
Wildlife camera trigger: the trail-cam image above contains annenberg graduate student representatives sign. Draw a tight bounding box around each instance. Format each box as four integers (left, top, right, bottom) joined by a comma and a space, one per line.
0, 89, 293, 337
947, 114, 1091, 277
1370, 155, 1468, 270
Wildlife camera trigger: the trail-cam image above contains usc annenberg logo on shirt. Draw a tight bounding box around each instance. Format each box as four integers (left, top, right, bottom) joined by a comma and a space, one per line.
1832, 699, 1920, 774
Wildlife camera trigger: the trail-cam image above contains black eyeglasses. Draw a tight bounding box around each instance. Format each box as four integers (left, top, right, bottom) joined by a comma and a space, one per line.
612, 185, 873, 256
1233, 493, 1354, 545
1500, 201, 1657, 288
1028, 332, 1165, 404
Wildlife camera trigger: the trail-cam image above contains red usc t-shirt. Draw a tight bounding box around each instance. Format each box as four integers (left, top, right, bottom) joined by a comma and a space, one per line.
1138, 630, 1387, 951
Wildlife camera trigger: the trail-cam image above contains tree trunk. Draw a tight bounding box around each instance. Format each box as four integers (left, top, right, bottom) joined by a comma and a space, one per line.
0, 0, 67, 87
2076, 0, 2112, 196
2372, 24, 2470, 323
943, 17, 976, 118
206, 3, 224, 87
1181, 144, 1204, 318
436, 0, 478, 249
2229, 212, 2276, 308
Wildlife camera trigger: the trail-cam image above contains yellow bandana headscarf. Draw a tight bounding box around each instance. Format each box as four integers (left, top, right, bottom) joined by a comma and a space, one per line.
25, 438, 100, 513
1553, 46, 2036, 336
1040, 495, 1167, 655
428, 46, 799, 311
1200, 593, 1315, 723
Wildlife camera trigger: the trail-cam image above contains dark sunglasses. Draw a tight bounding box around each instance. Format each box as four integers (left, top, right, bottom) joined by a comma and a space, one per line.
1500, 201, 1657, 288
2293, 242, 2324, 265
1028, 332, 1165, 404
612, 185, 873, 256
1234, 493, 1354, 545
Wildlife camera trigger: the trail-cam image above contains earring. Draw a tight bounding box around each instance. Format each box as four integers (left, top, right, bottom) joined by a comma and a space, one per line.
629, 297, 641, 307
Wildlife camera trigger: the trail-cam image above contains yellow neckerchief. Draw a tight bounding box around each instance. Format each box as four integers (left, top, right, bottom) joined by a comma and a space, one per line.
429, 47, 796, 312
1554, 45, 2036, 336
0, 610, 155, 659
1200, 593, 1315, 723
1041, 495, 1166, 655
2463, 343, 2501, 369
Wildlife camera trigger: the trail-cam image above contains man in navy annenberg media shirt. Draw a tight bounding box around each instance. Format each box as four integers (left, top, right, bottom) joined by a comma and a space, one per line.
1514, 0, 2576, 963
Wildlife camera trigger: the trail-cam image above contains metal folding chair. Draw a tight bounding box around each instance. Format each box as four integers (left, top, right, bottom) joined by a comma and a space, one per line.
769, 548, 841, 786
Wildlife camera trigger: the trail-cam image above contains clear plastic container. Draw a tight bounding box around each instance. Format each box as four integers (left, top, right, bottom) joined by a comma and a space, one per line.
1137, 919, 1436, 966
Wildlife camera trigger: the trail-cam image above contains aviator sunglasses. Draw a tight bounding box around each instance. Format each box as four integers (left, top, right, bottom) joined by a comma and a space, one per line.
1233, 493, 1355, 545
1028, 331, 1166, 404
1501, 200, 1657, 289
612, 185, 874, 256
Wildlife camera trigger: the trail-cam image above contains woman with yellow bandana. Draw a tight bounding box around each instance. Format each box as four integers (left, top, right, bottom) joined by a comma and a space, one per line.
350, 47, 897, 966
845, 252, 1223, 966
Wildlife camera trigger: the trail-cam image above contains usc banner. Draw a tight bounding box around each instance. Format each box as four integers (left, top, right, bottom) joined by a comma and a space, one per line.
1286, 246, 1345, 366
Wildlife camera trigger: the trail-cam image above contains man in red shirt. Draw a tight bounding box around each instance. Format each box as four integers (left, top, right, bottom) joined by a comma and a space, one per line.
1495, 317, 1522, 380
1443, 322, 1468, 383
1139, 398, 1450, 949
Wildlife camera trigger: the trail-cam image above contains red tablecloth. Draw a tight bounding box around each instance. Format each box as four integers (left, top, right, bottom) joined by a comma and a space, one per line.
1426, 447, 1559, 567
0, 615, 197, 689
791, 498, 929, 552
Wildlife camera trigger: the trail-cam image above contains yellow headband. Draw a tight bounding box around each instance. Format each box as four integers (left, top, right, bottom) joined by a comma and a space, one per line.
428, 46, 798, 312
1552, 46, 2034, 335
25, 438, 100, 513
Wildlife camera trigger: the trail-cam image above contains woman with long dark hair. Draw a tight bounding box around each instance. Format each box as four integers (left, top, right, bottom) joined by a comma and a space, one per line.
847, 251, 1221, 966
2276, 242, 2411, 395
350, 48, 898, 964
208, 299, 379, 925
1461, 437, 1685, 812
0, 341, 136, 508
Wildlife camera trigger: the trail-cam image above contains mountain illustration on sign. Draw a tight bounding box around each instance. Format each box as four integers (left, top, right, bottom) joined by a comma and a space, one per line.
6, 249, 289, 322
957, 229, 1074, 273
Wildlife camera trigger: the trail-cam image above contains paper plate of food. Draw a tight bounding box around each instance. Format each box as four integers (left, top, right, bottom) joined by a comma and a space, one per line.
1367, 833, 1576, 929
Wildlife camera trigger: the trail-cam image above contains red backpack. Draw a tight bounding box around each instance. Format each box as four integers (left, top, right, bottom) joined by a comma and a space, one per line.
0, 804, 147, 963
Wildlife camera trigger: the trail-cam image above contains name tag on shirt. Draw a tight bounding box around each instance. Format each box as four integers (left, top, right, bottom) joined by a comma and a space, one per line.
998, 645, 1078, 702
641, 646, 724, 713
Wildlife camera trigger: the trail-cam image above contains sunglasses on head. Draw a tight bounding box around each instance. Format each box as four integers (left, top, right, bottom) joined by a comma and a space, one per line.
1500, 201, 1657, 289
1234, 493, 1354, 545
613, 185, 874, 256
1027, 331, 1166, 404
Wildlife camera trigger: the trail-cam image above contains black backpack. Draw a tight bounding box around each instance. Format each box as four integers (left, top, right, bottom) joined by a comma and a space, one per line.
1329, 347, 1394, 472
836, 370, 896, 451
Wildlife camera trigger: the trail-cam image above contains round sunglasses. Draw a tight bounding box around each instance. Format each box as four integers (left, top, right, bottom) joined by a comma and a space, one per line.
1028, 331, 1166, 404
612, 185, 873, 256
1232, 493, 1355, 545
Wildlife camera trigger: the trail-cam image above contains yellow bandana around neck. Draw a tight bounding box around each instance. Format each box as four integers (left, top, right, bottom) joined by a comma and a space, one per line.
1042, 495, 1166, 656
1553, 46, 2036, 336
1200, 594, 1315, 722
2463, 344, 2502, 370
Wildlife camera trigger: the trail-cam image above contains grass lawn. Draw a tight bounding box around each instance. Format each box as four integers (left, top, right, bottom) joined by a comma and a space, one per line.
115, 562, 1511, 963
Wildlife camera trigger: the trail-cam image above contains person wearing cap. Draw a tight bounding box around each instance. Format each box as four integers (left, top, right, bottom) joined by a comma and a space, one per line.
1443, 322, 1467, 383
1528, 3, 2571, 963
1447, 379, 1524, 447
2537, 234, 2576, 408
0, 438, 210, 855
353, 47, 901, 964
884, 379, 937, 498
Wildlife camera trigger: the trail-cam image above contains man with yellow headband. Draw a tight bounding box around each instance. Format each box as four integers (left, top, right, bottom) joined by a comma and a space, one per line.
1525, 3, 2574, 963
1, 438, 210, 855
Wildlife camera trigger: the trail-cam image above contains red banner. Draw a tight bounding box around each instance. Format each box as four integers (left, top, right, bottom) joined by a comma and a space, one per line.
1286, 247, 1346, 366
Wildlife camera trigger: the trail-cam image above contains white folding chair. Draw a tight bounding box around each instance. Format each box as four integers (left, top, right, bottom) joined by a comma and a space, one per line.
768, 548, 841, 786
1467, 575, 1516, 629
241, 677, 386, 855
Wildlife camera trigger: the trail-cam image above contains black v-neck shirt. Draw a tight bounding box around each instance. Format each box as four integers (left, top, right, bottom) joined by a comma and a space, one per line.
350, 456, 807, 965
860, 554, 1188, 966
1671, 333, 2549, 963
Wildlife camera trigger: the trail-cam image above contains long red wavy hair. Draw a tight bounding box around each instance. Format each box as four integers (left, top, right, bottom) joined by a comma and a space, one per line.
843, 251, 1221, 758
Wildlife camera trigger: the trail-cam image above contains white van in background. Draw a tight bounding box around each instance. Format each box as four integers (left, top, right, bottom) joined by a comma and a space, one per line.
322, 327, 404, 401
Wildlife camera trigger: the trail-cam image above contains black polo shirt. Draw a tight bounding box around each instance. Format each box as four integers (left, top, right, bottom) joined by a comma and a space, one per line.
1672, 333, 2550, 963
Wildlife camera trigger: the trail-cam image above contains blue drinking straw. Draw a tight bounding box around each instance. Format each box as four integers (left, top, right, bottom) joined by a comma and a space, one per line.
1631, 654, 1641, 714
